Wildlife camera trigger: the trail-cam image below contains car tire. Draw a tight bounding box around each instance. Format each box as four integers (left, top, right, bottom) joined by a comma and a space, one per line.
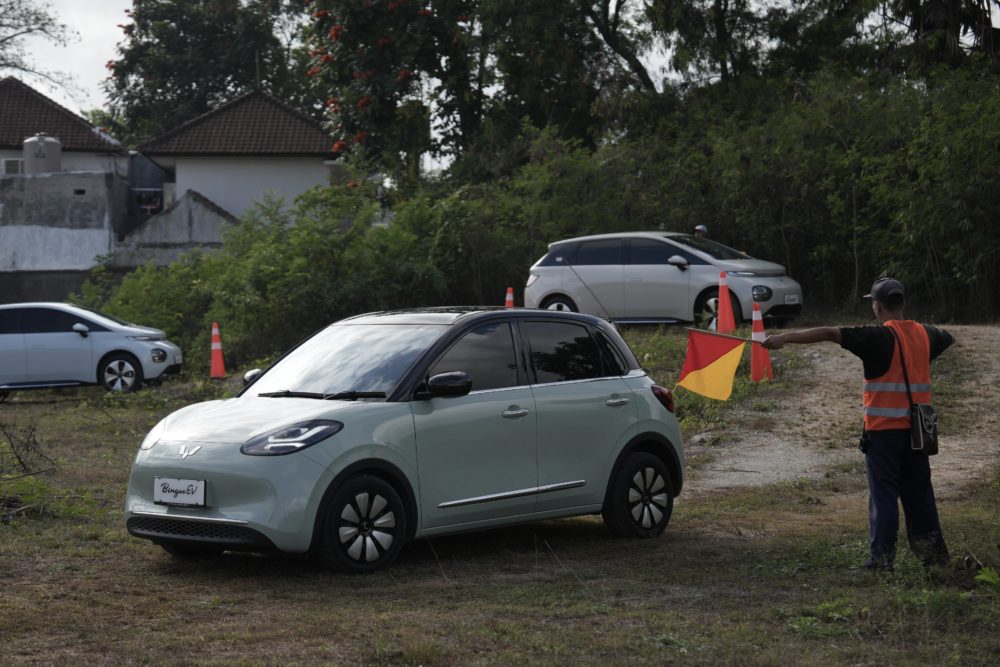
160, 543, 223, 559
540, 295, 578, 312
99, 353, 143, 393
694, 289, 740, 328
319, 474, 407, 573
602, 452, 674, 538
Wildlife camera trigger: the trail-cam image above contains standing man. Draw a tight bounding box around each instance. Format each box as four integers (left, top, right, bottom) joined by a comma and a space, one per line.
762, 278, 953, 572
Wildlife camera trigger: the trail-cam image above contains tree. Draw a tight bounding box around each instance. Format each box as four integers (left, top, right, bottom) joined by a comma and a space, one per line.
302, 1, 641, 181
104, 0, 314, 145
0, 0, 72, 81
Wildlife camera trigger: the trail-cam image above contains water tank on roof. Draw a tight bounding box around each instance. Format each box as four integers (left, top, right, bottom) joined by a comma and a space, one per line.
23, 133, 62, 174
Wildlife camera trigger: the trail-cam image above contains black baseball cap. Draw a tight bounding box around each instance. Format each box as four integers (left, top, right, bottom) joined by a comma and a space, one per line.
864, 277, 905, 304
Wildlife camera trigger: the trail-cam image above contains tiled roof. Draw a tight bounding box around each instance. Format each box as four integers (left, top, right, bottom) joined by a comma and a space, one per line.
140, 91, 334, 157
0, 77, 123, 153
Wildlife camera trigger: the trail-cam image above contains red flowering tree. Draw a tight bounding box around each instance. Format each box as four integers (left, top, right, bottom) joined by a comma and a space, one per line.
303, 0, 480, 174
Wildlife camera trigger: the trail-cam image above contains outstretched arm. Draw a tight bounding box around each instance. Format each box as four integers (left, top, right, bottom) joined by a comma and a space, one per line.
761, 327, 841, 350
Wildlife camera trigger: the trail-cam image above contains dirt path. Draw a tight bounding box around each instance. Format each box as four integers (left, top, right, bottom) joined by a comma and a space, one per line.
682, 324, 1000, 498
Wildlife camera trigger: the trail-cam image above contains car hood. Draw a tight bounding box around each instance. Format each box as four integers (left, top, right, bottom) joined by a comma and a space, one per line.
117, 324, 167, 340
159, 397, 369, 444
712, 257, 787, 277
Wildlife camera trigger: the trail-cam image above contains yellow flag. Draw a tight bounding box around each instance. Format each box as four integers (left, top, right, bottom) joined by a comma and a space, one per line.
675, 329, 746, 400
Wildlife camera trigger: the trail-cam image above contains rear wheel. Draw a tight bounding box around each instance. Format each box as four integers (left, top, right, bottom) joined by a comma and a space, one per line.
540, 295, 578, 312
603, 452, 674, 538
99, 353, 143, 392
319, 474, 406, 573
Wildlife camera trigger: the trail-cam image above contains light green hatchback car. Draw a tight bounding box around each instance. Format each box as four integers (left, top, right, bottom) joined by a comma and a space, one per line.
125, 308, 684, 572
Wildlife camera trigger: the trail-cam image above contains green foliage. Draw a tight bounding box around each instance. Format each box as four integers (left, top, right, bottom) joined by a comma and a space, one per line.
105, 0, 315, 145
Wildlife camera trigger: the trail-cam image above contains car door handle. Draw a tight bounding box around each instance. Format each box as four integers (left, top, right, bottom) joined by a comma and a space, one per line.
606, 397, 630, 407
502, 408, 530, 419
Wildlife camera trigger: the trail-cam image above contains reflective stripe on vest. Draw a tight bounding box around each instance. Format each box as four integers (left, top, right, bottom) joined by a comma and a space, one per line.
862, 320, 932, 431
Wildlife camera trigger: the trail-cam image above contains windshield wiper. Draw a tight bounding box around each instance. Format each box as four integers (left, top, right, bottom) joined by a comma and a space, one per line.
323, 391, 386, 401
257, 389, 387, 400
257, 390, 328, 399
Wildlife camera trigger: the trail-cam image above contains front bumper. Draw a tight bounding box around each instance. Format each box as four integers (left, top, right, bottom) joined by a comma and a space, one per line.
126, 512, 276, 551
124, 439, 327, 554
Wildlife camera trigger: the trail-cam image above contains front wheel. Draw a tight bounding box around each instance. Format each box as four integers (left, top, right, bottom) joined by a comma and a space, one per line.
318, 475, 407, 573
603, 452, 674, 538
99, 353, 143, 392
693, 289, 740, 328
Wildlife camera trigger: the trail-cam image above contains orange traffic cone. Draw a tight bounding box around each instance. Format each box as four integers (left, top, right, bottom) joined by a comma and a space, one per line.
750, 303, 773, 382
504, 287, 514, 308
716, 272, 737, 334
210, 322, 226, 379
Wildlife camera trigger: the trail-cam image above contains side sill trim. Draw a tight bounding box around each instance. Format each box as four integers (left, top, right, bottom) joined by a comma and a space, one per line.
438, 480, 585, 509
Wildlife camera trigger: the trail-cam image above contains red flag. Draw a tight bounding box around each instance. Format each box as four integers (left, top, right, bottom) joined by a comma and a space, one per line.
676, 329, 746, 400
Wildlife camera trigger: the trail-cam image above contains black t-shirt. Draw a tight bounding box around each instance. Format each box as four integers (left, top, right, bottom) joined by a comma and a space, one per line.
839, 323, 954, 380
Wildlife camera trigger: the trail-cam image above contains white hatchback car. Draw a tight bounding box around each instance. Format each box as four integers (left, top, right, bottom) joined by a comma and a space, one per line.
0, 302, 183, 395
524, 232, 803, 325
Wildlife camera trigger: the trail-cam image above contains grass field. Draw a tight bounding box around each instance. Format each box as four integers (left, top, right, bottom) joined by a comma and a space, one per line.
1, 326, 998, 665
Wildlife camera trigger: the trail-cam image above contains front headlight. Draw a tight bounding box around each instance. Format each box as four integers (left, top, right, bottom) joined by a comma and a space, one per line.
525, 273, 539, 287
241, 420, 343, 456
752, 286, 773, 302
728, 271, 757, 277
151, 348, 167, 363
140, 418, 168, 450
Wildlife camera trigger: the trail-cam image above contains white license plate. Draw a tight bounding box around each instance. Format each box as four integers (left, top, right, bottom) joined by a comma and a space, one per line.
154, 477, 205, 507
784, 294, 800, 305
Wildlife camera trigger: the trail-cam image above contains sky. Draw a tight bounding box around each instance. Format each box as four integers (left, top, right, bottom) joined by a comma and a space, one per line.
21, 0, 133, 116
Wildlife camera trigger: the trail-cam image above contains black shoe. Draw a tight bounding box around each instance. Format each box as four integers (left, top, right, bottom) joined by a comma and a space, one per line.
862, 558, 894, 573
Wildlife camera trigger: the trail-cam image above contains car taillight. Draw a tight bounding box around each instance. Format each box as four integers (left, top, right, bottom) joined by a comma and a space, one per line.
651, 385, 675, 414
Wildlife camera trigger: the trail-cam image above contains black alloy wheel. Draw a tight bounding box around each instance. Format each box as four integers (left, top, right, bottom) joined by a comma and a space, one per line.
319, 474, 406, 573
603, 452, 674, 538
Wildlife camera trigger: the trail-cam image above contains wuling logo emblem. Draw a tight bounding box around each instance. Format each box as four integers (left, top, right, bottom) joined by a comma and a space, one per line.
179, 445, 202, 459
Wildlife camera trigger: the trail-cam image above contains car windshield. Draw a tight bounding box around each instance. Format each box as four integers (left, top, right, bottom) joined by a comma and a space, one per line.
247, 323, 447, 398
665, 234, 750, 260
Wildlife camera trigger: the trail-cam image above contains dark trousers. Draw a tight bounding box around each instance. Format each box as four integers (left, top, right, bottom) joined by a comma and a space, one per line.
864, 429, 949, 568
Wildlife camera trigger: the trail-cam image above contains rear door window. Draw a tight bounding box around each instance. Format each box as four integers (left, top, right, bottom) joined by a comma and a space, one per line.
570, 240, 622, 266
430, 322, 520, 391
523, 321, 602, 383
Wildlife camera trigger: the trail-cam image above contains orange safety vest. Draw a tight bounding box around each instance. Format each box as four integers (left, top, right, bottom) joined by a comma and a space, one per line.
863, 320, 932, 431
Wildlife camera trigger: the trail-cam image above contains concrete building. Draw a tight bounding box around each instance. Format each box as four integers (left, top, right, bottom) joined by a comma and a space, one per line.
139, 91, 337, 218
1, 81, 336, 303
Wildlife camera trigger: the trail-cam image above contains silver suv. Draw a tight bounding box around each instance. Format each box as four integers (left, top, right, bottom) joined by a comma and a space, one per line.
524, 232, 803, 325
0, 302, 183, 396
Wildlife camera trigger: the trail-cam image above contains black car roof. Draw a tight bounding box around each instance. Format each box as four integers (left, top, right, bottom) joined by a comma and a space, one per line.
338, 307, 609, 328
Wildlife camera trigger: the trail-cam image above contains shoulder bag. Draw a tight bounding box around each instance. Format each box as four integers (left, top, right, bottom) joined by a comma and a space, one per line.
889, 328, 939, 455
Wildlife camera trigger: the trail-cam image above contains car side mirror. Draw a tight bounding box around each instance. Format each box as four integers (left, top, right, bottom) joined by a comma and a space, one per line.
243, 368, 263, 387
667, 255, 689, 271
72, 323, 90, 337
425, 371, 472, 399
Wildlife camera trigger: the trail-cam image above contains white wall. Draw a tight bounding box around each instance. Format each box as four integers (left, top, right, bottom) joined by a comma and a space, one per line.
0, 224, 111, 271
175, 157, 330, 217
0, 149, 118, 174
